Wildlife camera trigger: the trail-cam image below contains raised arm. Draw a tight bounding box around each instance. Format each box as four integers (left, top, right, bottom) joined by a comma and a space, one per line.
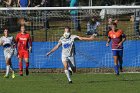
18, 0, 20, 7
3, 0, 12, 6
78, 35, 97, 41
28, 0, 31, 7
46, 42, 62, 56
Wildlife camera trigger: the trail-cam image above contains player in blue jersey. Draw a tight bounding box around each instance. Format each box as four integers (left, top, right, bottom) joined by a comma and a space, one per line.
0, 27, 16, 78
47, 26, 96, 83
18, 0, 30, 7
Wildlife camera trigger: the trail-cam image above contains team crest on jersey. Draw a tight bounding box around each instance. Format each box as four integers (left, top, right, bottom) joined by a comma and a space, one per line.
19, 38, 27, 40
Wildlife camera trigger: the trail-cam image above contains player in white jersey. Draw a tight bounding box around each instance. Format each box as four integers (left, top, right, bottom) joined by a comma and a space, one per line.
47, 26, 96, 84
0, 27, 16, 78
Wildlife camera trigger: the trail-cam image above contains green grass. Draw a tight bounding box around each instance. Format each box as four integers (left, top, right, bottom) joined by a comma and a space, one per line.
0, 73, 140, 93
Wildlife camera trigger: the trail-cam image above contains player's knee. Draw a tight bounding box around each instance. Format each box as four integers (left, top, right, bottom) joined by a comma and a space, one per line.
24, 58, 29, 63
64, 66, 68, 70
19, 58, 22, 62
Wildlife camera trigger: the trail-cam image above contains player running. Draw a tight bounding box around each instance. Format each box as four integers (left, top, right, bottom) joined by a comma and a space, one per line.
47, 26, 96, 84
0, 27, 16, 78
16, 25, 32, 76
106, 23, 126, 75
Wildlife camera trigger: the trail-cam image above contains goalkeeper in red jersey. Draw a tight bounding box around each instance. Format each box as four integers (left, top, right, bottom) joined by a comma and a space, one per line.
16, 25, 32, 76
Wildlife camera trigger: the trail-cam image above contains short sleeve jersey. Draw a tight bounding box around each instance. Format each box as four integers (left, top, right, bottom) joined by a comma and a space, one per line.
59, 35, 79, 57
108, 29, 126, 50
16, 32, 32, 51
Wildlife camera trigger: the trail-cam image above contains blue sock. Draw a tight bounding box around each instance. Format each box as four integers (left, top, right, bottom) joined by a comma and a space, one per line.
114, 65, 119, 75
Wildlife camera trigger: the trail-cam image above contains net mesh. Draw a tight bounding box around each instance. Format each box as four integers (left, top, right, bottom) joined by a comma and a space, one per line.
0, 7, 140, 73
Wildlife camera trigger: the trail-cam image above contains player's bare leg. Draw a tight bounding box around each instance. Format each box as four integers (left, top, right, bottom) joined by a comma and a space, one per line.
25, 58, 29, 76
19, 58, 23, 76
9, 59, 15, 78
4, 58, 15, 78
4, 58, 10, 78
113, 56, 119, 75
63, 61, 72, 84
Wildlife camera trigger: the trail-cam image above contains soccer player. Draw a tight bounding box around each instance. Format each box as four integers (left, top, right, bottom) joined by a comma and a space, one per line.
106, 23, 126, 75
18, 0, 30, 7
0, 27, 15, 78
47, 26, 95, 84
16, 25, 32, 76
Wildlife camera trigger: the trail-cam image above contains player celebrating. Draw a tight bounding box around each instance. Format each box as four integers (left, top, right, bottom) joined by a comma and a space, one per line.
16, 25, 32, 76
106, 23, 126, 75
47, 26, 95, 84
0, 27, 15, 78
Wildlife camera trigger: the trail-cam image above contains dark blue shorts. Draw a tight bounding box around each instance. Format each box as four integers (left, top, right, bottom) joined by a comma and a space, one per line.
112, 50, 123, 57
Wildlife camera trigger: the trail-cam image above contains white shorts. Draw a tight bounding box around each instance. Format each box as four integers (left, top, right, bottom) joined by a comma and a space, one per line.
4, 47, 13, 60
62, 55, 76, 68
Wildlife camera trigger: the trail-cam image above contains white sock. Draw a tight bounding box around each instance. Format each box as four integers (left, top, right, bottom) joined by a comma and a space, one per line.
64, 70, 71, 81
68, 67, 72, 72
6, 65, 10, 76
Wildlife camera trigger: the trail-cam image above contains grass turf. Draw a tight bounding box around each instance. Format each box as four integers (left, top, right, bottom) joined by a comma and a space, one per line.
0, 73, 140, 93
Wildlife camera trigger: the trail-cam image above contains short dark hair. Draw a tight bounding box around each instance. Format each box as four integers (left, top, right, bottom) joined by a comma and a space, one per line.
65, 26, 71, 30
112, 23, 117, 27
3, 26, 9, 31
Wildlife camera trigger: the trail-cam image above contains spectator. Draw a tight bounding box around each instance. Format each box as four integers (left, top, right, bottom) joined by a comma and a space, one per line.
134, 9, 140, 36
86, 16, 100, 35
18, 0, 30, 7
130, 15, 134, 22
35, 0, 50, 30
3, 0, 12, 7
35, 0, 50, 7
69, 0, 81, 32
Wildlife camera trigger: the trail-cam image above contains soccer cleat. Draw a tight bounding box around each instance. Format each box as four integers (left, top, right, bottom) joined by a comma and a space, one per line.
12, 71, 15, 79
19, 70, 23, 76
69, 81, 73, 84
4, 75, 9, 78
26, 69, 29, 76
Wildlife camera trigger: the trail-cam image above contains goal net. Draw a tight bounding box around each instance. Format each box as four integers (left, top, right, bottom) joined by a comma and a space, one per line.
0, 6, 140, 73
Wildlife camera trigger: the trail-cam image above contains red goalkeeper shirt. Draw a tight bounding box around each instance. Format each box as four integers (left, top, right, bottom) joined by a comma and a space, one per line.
16, 32, 32, 51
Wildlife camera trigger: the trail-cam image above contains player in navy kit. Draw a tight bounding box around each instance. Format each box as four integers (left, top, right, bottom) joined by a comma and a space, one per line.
106, 23, 126, 75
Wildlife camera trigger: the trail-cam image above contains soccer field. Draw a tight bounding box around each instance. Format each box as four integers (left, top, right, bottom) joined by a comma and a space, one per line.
0, 73, 140, 93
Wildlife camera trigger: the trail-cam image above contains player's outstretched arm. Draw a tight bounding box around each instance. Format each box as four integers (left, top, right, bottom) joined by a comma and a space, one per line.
46, 43, 62, 56
78, 35, 97, 41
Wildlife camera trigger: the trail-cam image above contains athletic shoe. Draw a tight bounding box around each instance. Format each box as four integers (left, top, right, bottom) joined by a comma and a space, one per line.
19, 70, 23, 76
69, 81, 72, 84
4, 75, 9, 78
12, 71, 15, 79
26, 69, 29, 76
